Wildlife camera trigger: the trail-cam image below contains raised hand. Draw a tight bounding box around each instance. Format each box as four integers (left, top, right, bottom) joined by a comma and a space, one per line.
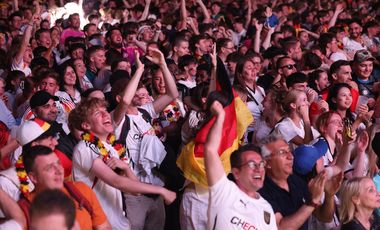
324, 171, 343, 197
308, 171, 327, 205
209, 43, 217, 67
145, 47, 165, 66
134, 50, 144, 70
252, 18, 263, 32
264, 6, 273, 18
335, 3, 344, 14
356, 131, 369, 153
210, 101, 224, 116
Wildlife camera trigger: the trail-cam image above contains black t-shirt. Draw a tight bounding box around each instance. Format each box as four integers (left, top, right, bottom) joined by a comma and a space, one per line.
258, 174, 311, 230
341, 218, 368, 230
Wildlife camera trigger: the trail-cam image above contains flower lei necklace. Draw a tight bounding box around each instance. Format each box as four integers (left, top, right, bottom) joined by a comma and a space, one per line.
15, 155, 29, 196
81, 132, 127, 162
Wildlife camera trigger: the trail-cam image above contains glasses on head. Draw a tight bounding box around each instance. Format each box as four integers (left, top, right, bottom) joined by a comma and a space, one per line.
239, 160, 266, 169
272, 149, 292, 157
280, 64, 297, 70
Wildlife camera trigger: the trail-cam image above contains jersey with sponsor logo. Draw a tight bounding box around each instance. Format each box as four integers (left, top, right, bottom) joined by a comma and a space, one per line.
208, 176, 277, 230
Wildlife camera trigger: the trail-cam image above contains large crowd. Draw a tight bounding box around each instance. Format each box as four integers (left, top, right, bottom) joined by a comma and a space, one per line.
0, 0, 379, 229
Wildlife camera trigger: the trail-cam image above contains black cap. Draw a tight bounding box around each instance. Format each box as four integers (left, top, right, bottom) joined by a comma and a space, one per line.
30, 91, 59, 109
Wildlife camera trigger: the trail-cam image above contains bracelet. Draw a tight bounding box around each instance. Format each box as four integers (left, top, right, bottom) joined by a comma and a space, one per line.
305, 200, 320, 208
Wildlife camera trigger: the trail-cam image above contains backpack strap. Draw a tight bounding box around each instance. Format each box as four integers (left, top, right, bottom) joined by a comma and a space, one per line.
137, 108, 152, 124
118, 115, 131, 146
118, 108, 152, 145
18, 195, 31, 229
64, 182, 94, 216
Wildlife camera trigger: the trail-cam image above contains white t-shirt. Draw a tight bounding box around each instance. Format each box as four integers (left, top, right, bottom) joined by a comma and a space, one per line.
0, 167, 35, 218
178, 79, 197, 89
330, 51, 348, 62
56, 90, 81, 105
343, 37, 367, 53
72, 141, 130, 230
274, 117, 320, 150
11, 59, 31, 77
0, 219, 23, 230
208, 176, 277, 230
253, 117, 272, 144
246, 86, 265, 122
180, 183, 209, 230
114, 103, 164, 186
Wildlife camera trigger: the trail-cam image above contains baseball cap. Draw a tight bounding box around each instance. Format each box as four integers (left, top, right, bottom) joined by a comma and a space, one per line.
293, 138, 329, 175
353, 49, 375, 63
30, 91, 59, 109
16, 118, 57, 146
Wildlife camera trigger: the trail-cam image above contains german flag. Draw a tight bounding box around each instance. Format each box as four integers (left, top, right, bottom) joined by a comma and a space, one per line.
176, 56, 253, 187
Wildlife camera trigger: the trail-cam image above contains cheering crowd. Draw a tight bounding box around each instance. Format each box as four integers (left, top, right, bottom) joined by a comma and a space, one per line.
0, 0, 380, 229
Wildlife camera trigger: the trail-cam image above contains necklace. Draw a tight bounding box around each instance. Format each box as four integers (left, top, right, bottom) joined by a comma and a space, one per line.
81, 132, 127, 162
15, 155, 29, 196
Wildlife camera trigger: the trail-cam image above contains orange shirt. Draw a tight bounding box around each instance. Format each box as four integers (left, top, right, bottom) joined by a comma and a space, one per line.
27, 182, 107, 230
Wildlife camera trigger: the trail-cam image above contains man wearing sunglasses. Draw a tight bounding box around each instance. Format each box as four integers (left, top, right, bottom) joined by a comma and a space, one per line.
204, 101, 277, 230
272, 56, 297, 89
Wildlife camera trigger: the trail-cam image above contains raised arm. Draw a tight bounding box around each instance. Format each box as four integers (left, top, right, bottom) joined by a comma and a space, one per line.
195, 0, 211, 23
328, 3, 344, 29
180, 0, 188, 21
139, 0, 151, 22
262, 26, 275, 50
13, 0, 19, 12
113, 51, 145, 125
208, 44, 217, 96
204, 101, 226, 186
244, 0, 252, 29
253, 19, 263, 53
146, 48, 179, 113
13, 15, 36, 64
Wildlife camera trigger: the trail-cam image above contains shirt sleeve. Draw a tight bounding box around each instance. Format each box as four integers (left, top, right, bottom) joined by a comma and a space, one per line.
274, 120, 297, 143
140, 103, 158, 119
75, 182, 108, 227
0, 219, 23, 230
72, 141, 99, 179
209, 175, 236, 207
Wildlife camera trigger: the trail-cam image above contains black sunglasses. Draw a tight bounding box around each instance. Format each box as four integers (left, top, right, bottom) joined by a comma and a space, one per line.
280, 64, 297, 70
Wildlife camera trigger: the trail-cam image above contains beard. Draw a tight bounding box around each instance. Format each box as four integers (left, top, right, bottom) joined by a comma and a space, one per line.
112, 42, 123, 48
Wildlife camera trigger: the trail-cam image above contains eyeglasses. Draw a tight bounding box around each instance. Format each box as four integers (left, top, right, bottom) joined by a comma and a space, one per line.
239, 161, 266, 169
280, 64, 297, 70
272, 149, 292, 157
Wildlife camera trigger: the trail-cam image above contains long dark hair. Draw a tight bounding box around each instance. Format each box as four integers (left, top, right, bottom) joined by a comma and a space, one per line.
326, 83, 355, 123
58, 61, 82, 94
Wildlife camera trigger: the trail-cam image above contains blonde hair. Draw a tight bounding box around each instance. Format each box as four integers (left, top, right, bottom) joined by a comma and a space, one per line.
339, 177, 370, 224
73, 98, 108, 131
282, 89, 304, 114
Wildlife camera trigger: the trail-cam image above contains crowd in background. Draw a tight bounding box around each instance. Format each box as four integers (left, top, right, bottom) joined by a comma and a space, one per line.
0, 0, 379, 229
